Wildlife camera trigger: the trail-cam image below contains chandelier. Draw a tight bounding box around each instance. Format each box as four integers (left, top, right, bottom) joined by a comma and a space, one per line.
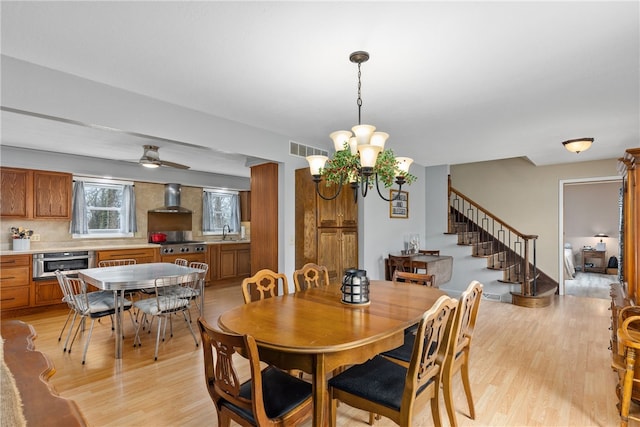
306, 51, 416, 202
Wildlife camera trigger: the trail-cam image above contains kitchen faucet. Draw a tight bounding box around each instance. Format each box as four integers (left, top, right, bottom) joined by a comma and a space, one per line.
222, 224, 231, 240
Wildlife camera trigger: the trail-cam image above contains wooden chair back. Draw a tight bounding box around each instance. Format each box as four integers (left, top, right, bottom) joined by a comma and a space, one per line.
442, 280, 483, 426
388, 254, 412, 276
241, 269, 290, 304
98, 259, 136, 267
419, 249, 441, 256
392, 270, 436, 287
293, 263, 330, 292
197, 317, 313, 427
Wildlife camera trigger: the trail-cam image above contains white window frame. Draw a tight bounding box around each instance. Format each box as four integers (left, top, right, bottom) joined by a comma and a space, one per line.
202, 188, 240, 236
72, 176, 135, 239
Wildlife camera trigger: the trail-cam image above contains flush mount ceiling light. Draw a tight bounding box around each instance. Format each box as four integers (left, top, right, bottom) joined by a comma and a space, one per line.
562, 137, 594, 154
306, 51, 416, 203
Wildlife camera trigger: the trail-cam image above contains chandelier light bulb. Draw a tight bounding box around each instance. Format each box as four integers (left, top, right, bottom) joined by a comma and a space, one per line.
358, 144, 383, 168
330, 130, 353, 152
395, 157, 414, 174
352, 124, 376, 146
369, 132, 389, 149
306, 155, 329, 175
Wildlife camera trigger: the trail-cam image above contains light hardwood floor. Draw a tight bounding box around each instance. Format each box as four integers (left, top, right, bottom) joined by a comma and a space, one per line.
7, 282, 621, 426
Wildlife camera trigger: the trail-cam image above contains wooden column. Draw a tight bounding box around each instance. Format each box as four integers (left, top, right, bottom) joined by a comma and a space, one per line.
250, 162, 279, 274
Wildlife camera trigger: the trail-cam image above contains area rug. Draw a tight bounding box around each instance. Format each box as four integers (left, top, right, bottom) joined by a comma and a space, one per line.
1, 337, 27, 427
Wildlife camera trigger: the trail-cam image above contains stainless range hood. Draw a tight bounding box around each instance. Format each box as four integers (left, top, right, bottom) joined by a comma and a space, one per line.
149, 183, 192, 213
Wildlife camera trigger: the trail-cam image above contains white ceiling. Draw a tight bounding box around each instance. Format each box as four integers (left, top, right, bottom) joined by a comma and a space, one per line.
1, 1, 638, 176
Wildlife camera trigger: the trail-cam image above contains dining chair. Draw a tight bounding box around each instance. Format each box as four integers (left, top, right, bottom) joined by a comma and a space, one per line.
197, 317, 313, 427
174, 258, 188, 266
392, 270, 436, 287
442, 280, 483, 427
388, 254, 412, 278
328, 295, 458, 427
293, 263, 330, 292
241, 269, 290, 304
98, 259, 137, 267
54, 270, 78, 345
58, 272, 135, 364
166, 262, 209, 317
133, 273, 200, 361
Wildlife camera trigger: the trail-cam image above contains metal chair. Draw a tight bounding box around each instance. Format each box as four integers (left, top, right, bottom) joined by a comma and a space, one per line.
174, 258, 188, 266
241, 269, 290, 304
293, 263, 330, 292
133, 273, 199, 360
165, 262, 209, 317
198, 317, 313, 427
328, 295, 458, 427
57, 272, 134, 364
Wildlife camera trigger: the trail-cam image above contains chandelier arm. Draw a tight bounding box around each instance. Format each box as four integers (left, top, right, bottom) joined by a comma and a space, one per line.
313, 175, 344, 201
360, 174, 370, 198
374, 173, 403, 202
350, 182, 359, 204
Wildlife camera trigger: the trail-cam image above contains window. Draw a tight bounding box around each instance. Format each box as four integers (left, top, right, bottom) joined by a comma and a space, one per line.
202, 189, 240, 235
71, 177, 137, 238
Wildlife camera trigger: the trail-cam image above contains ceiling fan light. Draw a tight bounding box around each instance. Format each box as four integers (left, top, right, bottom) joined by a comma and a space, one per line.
140, 160, 160, 168
562, 137, 593, 153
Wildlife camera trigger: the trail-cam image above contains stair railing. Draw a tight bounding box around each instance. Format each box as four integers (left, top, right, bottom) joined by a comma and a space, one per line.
448, 185, 539, 296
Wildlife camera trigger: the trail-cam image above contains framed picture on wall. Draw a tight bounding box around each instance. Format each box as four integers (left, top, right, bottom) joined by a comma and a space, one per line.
389, 190, 408, 219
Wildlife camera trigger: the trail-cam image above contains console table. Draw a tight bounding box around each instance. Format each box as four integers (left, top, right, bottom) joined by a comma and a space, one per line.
582, 249, 606, 274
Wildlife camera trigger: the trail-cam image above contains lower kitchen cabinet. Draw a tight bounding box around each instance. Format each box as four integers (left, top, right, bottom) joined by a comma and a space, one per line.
33, 278, 64, 306
96, 247, 158, 265
0, 254, 31, 311
209, 243, 251, 285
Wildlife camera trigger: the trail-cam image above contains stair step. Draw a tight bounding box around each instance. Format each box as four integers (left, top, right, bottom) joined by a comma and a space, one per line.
510, 282, 557, 308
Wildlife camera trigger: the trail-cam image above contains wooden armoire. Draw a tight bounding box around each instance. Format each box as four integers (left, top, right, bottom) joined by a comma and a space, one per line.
295, 168, 358, 283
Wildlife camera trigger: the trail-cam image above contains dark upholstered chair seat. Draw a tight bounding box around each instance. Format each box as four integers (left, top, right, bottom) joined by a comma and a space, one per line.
221, 366, 312, 423
328, 355, 432, 412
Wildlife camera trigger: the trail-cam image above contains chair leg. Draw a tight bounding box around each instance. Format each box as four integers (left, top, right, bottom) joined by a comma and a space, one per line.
58, 309, 74, 341
63, 312, 79, 352
460, 359, 476, 419
81, 319, 97, 364
68, 316, 85, 353
621, 347, 637, 427
184, 310, 199, 346
154, 317, 163, 361
430, 383, 443, 427
443, 369, 457, 427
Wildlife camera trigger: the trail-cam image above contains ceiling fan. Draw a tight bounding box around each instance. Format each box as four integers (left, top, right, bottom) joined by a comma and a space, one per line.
139, 145, 190, 169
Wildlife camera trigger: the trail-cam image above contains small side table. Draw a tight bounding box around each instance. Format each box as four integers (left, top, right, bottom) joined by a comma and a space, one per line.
582, 249, 606, 274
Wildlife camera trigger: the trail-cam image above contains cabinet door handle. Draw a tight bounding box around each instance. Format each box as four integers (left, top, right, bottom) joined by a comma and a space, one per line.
1, 276, 15, 280
1, 260, 16, 265
0, 297, 16, 302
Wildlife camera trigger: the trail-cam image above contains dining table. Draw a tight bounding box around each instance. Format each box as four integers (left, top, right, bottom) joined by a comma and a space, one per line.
217, 280, 445, 427
78, 262, 202, 359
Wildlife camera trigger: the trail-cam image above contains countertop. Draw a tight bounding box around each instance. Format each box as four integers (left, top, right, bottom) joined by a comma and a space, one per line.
0, 239, 250, 256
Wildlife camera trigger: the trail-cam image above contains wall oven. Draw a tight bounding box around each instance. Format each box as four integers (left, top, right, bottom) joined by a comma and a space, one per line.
33, 251, 96, 279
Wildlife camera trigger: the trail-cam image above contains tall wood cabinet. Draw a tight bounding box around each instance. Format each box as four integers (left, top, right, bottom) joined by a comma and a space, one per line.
0, 167, 72, 219
295, 168, 358, 283
619, 148, 640, 301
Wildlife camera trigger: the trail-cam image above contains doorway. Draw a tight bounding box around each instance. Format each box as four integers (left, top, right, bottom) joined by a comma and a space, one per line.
558, 176, 621, 296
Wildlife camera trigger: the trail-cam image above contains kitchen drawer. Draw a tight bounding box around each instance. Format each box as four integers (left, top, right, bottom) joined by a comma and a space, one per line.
0, 254, 31, 268
0, 287, 30, 309
97, 248, 158, 264
0, 266, 30, 288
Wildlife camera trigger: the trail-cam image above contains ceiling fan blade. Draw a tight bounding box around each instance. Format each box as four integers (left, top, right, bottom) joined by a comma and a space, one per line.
160, 160, 190, 170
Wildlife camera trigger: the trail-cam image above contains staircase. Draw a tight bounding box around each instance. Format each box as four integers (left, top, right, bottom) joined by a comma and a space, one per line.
448, 185, 558, 308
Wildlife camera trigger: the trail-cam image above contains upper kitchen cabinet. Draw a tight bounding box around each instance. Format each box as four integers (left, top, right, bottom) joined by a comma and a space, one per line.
296, 168, 357, 228
1, 168, 72, 220
240, 191, 251, 221
0, 168, 33, 218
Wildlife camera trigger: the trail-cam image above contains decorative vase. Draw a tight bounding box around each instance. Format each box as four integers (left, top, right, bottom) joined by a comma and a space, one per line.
12, 239, 30, 252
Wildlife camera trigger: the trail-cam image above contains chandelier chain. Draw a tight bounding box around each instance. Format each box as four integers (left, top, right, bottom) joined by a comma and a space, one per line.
357, 62, 363, 125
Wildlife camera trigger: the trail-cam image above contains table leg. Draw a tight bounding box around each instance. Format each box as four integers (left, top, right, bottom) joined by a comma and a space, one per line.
113, 290, 124, 359
312, 354, 328, 427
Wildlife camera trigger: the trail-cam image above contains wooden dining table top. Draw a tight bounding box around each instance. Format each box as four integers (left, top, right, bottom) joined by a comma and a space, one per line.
218, 280, 446, 353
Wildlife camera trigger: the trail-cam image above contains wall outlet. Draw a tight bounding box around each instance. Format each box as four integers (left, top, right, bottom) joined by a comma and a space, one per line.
31, 234, 40, 241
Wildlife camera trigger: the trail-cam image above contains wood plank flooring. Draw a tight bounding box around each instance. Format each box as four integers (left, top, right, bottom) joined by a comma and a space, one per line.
7, 283, 622, 426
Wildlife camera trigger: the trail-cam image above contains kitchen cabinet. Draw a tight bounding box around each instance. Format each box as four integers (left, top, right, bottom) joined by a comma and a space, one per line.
316, 179, 358, 228
0, 168, 72, 219
209, 243, 251, 285
33, 278, 64, 306
96, 247, 159, 265
295, 168, 359, 283
317, 228, 358, 282
0, 254, 32, 311
240, 191, 251, 221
